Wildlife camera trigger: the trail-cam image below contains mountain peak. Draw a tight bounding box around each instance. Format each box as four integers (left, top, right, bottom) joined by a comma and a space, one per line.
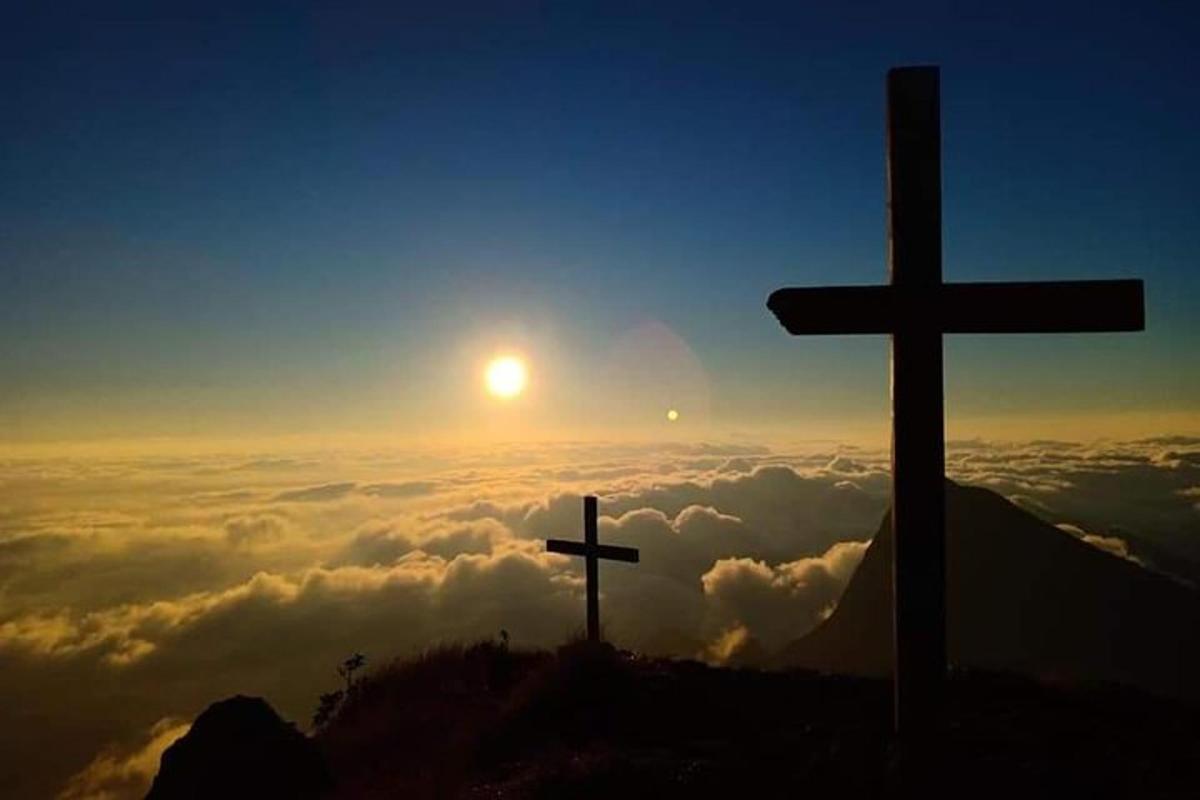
780, 482, 1200, 699
146, 695, 331, 800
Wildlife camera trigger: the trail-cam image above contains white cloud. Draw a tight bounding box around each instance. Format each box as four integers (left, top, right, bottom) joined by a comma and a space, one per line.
58, 717, 189, 800
273, 482, 357, 503
3, 435, 1200, 797
1055, 523, 1142, 565
224, 514, 289, 548
700, 540, 869, 649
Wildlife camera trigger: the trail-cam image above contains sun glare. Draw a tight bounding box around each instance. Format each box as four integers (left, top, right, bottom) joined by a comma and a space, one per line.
485, 356, 527, 399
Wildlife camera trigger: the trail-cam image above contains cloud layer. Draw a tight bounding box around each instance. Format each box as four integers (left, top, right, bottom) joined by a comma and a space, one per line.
1, 436, 1197, 798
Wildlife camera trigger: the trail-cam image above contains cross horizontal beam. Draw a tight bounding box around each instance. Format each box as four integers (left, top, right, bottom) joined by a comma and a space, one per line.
768, 279, 1144, 335
546, 539, 640, 563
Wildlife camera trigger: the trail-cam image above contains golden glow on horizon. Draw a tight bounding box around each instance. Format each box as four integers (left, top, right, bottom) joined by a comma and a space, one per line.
2, 410, 1198, 459
485, 356, 528, 399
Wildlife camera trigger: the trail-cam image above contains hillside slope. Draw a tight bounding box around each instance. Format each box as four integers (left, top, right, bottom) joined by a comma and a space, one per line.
309, 642, 1200, 798
780, 482, 1200, 699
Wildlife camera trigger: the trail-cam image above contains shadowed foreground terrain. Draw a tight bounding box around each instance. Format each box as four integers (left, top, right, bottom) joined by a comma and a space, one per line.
150, 639, 1200, 799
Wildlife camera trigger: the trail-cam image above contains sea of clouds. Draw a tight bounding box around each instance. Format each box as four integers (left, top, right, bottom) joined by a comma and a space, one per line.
2, 435, 1198, 798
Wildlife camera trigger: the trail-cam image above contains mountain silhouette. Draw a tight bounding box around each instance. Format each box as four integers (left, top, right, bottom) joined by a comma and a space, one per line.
779, 482, 1200, 699
145, 695, 331, 800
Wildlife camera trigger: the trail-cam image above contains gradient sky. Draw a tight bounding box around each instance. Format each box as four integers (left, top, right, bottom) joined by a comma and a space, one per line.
4, 1, 1198, 450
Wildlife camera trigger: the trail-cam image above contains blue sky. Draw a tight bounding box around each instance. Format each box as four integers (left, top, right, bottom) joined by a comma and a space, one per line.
3, 1, 1197, 446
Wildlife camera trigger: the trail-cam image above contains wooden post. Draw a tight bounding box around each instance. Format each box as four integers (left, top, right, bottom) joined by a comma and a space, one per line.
584, 495, 600, 642
887, 65, 947, 736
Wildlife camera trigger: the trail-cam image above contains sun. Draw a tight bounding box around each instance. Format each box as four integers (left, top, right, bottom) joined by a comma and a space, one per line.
485, 356, 527, 399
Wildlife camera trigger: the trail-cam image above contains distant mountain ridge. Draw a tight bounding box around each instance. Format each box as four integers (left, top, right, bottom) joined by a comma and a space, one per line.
779, 482, 1200, 700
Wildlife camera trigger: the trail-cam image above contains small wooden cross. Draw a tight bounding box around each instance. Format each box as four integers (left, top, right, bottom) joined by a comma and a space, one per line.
767, 66, 1144, 735
546, 495, 640, 642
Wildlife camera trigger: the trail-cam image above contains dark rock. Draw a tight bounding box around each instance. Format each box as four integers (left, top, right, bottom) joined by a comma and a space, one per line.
145, 695, 331, 800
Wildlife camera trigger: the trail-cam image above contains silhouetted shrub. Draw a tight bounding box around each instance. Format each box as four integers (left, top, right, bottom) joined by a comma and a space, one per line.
311, 652, 366, 731
337, 652, 366, 692
312, 690, 344, 730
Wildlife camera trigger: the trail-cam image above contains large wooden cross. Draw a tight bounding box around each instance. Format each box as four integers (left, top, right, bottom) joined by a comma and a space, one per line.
546, 496, 640, 642
767, 66, 1144, 734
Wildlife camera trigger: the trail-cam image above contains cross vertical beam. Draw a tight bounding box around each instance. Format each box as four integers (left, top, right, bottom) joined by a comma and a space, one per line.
584, 495, 600, 642
887, 66, 946, 735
